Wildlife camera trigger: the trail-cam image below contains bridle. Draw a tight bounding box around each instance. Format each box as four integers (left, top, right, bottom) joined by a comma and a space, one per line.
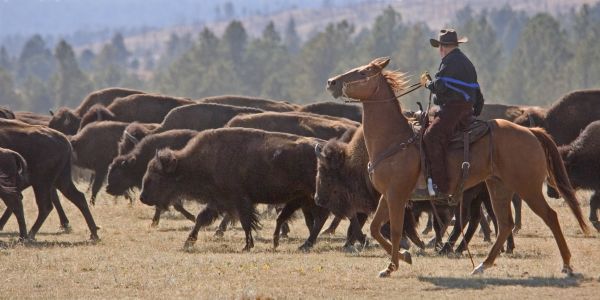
340, 71, 422, 104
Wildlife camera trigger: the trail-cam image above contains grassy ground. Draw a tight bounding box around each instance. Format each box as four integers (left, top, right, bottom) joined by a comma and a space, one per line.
1, 187, 599, 299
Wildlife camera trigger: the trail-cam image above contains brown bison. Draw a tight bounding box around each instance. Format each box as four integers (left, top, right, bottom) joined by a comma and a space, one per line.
225, 111, 359, 139
0, 147, 29, 240
49, 87, 146, 135
107, 129, 199, 225
78, 93, 194, 130
547, 121, 600, 231
117, 122, 161, 157
296, 101, 362, 122
69, 121, 130, 204
515, 90, 600, 145
199, 95, 300, 112
117, 104, 264, 156
0, 106, 15, 119
0, 119, 99, 240
139, 128, 329, 251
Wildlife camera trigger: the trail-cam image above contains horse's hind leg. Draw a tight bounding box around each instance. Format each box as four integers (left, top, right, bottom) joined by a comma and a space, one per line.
512, 194, 522, 234
472, 178, 514, 275
521, 188, 574, 274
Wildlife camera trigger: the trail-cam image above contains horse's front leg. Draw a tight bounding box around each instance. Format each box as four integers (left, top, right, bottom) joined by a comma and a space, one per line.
379, 187, 412, 278
370, 195, 392, 254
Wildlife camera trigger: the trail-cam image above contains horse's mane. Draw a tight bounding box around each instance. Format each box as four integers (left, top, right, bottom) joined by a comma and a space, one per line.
382, 70, 409, 95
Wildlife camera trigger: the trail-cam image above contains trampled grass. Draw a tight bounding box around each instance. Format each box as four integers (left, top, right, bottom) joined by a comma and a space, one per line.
1, 187, 598, 299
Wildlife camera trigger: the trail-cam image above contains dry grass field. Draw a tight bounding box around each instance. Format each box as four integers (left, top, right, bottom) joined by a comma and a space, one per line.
1, 187, 599, 299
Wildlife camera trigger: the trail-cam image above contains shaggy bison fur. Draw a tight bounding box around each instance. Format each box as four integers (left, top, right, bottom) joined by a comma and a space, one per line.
78, 93, 194, 130
139, 128, 329, 251
49, 87, 146, 135
0, 119, 99, 240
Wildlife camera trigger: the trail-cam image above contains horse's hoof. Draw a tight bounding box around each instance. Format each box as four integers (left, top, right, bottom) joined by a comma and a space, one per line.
561, 264, 574, 276
378, 269, 392, 278
471, 263, 486, 275
426, 238, 436, 249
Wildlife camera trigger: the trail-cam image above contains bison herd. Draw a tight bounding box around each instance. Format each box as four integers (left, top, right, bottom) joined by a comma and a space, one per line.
0, 87, 599, 257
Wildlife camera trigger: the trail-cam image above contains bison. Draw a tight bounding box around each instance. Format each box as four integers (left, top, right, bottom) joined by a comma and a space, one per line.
514, 90, 600, 146
49, 87, 146, 135
117, 122, 161, 157
296, 101, 362, 122
225, 111, 359, 139
0, 119, 99, 240
0, 147, 29, 239
117, 104, 264, 155
107, 129, 199, 225
547, 121, 600, 231
199, 95, 300, 112
69, 121, 130, 204
78, 93, 194, 130
139, 128, 329, 251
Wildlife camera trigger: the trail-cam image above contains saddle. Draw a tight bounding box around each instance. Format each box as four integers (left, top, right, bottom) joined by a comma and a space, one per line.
411, 118, 490, 204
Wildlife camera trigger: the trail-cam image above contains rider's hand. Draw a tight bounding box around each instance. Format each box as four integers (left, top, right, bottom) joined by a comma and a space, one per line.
420, 72, 431, 87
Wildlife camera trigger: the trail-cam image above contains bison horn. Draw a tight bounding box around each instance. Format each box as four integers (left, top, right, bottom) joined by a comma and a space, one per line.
124, 131, 140, 144
314, 143, 324, 157
49, 110, 54, 116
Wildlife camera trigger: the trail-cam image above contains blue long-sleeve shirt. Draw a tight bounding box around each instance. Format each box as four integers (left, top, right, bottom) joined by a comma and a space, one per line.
425, 48, 479, 105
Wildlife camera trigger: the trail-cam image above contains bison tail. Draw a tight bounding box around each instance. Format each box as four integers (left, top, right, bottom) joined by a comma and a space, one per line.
530, 128, 590, 235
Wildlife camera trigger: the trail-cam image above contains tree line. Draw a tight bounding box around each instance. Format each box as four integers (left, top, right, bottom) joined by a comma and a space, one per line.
1, 3, 599, 113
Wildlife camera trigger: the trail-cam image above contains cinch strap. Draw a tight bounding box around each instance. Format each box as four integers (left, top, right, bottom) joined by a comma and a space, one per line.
438, 76, 479, 101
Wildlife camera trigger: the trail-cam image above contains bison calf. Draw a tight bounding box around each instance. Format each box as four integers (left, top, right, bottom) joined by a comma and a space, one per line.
0, 148, 29, 240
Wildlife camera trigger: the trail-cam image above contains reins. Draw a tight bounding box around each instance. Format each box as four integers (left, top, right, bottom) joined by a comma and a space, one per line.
342, 82, 422, 104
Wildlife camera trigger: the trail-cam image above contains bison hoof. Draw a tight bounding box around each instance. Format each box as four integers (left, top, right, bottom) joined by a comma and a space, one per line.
402, 251, 412, 265
280, 233, 289, 239
214, 229, 224, 237
150, 221, 159, 228
183, 239, 196, 251
298, 241, 314, 252
592, 221, 600, 232
512, 226, 521, 235
60, 223, 72, 233
471, 263, 486, 275
342, 244, 358, 253
321, 228, 336, 235
438, 243, 454, 255
90, 233, 100, 241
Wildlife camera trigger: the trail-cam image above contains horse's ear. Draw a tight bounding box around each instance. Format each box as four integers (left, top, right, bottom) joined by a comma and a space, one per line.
372, 57, 390, 69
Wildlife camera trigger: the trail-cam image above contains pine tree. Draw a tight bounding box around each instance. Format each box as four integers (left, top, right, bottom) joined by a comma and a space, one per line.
52, 40, 93, 108
0, 67, 23, 109
221, 20, 248, 65
284, 18, 301, 54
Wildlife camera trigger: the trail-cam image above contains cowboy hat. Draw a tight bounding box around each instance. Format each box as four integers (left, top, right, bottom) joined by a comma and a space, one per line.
430, 29, 468, 47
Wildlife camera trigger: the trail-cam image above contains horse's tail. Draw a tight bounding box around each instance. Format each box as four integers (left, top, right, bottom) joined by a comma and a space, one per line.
529, 128, 590, 235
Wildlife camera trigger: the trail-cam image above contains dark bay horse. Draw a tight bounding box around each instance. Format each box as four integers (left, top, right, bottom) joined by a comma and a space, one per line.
326, 57, 589, 277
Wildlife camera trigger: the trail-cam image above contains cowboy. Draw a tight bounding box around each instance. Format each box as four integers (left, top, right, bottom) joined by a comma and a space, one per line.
419, 28, 484, 196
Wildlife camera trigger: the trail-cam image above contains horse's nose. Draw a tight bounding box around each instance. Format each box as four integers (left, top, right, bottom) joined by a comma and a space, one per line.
327, 79, 336, 87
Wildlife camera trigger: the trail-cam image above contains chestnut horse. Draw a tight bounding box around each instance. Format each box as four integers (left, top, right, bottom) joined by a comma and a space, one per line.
326, 57, 589, 277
